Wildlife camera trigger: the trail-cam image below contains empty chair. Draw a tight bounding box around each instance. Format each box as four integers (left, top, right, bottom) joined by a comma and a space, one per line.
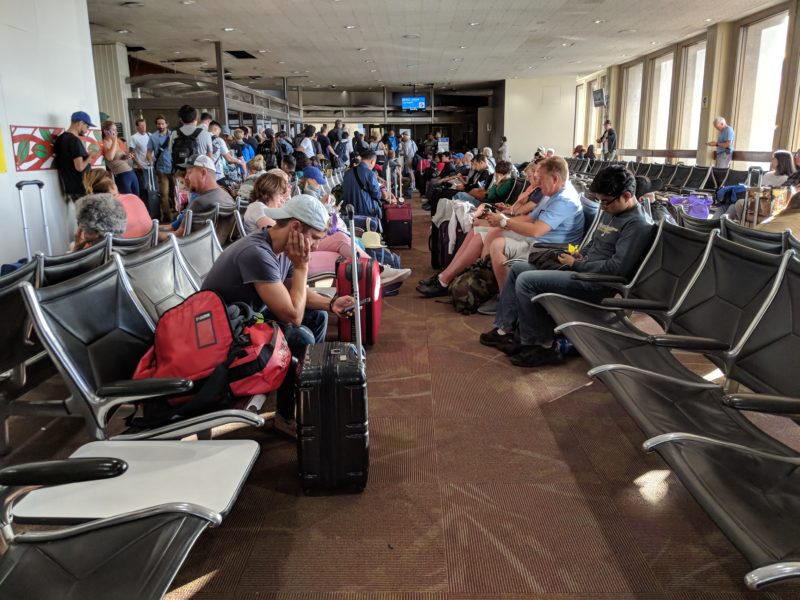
656, 164, 678, 187
38, 238, 111, 287
110, 220, 159, 256
645, 163, 664, 179
635, 162, 649, 176
679, 209, 722, 234
680, 166, 711, 193
666, 165, 693, 192
711, 167, 729, 188
183, 204, 220, 236
120, 245, 198, 322
173, 221, 223, 285
720, 216, 788, 255
19, 259, 262, 442
725, 169, 749, 186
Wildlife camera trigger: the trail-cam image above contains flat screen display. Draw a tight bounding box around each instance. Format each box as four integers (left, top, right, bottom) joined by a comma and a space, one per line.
401, 96, 427, 110
592, 88, 607, 107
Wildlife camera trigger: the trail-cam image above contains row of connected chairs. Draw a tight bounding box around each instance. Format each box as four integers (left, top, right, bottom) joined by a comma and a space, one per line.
536, 220, 800, 589
676, 210, 797, 256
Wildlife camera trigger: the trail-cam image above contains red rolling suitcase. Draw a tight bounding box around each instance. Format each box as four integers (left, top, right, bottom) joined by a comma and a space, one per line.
296, 206, 369, 493
382, 202, 412, 248
335, 256, 382, 347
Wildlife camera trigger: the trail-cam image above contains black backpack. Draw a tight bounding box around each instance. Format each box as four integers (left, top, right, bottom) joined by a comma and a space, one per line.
172, 128, 202, 172
257, 142, 279, 169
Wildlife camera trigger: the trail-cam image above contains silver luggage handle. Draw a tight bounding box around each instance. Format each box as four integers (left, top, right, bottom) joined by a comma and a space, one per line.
345, 204, 365, 365
16, 179, 52, 259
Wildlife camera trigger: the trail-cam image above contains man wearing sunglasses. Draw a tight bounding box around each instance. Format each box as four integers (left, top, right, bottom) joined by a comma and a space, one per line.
479, 165, 655, 368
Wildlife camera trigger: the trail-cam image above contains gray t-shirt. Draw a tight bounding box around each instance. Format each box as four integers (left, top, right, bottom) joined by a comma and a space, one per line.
202, 229, 294, 311
188, 186, 234, 213
169, 124, 214, 158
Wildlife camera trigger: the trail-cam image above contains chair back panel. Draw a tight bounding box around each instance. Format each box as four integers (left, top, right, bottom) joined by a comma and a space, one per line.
721, 218, 787, 255
680, 212, 722, 234
725, 169, 749, 186
630, 222, 709, 308
120, 245, 198, 322
0, 260, 40, 372
40, 241, 110, 287
174, 222, 223, 285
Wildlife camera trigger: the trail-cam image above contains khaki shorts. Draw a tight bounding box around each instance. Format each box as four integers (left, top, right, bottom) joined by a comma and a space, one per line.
502, 234, 533, 261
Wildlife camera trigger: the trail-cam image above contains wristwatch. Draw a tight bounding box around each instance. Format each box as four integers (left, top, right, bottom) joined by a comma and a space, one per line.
499, 214, 509, 229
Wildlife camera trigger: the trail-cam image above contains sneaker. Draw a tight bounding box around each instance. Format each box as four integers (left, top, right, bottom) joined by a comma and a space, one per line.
509, 344, 563, 368
420, 202, 431, 211
477, 296, 498, 315
418, 274, 439, 286
380, 266, 412, 287
497, 337, 525, 356
479, 327, 510, 348
416, 278, 449, 298
272, 413, 297, 439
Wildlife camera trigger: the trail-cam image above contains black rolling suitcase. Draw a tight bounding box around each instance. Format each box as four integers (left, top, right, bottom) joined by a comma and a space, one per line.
296, 205, 369, 493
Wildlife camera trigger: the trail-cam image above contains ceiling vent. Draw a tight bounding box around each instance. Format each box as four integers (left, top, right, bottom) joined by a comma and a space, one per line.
160, 57, 205, 63
225, 50, 257, 60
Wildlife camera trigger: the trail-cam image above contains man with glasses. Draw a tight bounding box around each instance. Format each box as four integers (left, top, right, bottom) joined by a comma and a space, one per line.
479, 165, 655, 367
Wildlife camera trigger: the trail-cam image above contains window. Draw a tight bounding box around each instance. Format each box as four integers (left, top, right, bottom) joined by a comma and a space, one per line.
574, 84, 586, 148
587, 80, 601, 149
646, 53, 674, 161
677, 42, 706, 164
734, 11, 789, 153
622, 63, 643, 150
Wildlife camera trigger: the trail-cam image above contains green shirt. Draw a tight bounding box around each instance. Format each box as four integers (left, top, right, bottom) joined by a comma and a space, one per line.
487, 177, 514, 203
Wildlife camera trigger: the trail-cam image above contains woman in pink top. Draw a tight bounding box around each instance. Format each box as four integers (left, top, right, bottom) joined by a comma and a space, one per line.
83, 169, 153, 238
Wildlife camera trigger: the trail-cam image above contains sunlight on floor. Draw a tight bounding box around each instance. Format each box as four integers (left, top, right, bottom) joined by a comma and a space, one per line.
634, 469, 671, 504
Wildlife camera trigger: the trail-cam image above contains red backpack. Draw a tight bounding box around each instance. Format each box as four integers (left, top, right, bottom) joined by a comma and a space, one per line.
132, 290, 291, 424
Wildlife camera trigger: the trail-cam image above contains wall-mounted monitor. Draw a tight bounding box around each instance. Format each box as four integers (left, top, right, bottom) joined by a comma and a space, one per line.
401, 96, 427, 110
592, 88, 607, 107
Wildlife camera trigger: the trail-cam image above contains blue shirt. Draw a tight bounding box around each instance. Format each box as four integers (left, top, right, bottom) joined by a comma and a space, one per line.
386, 136, 398, 152
717, 126, 734, 155
528, 181, 584, 244
151, 130, 172, 173
341, 163, 383, 219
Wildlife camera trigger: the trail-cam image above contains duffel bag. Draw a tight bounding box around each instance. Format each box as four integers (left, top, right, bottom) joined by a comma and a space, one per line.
448, 256, 498, 314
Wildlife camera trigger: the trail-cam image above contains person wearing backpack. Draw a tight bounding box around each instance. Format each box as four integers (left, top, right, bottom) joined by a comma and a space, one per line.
257, 129, 280, 169
169, 104, 213, 174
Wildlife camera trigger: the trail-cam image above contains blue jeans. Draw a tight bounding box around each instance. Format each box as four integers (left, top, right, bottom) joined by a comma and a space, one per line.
114, 170, 140, 196
494, 262, 607, 347
263, 308, 328, 419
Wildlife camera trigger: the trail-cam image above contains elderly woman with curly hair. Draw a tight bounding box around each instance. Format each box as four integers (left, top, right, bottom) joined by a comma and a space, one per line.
72, 193, 127, 251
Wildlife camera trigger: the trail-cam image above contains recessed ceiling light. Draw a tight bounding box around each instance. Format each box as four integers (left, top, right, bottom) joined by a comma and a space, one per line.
370, 69, 377, 72
344, 25, 357, 29
619, 29, 637, 34
593, 19, 606, 24
561, 42, 574, 47
376, 79, 383, 82
527, 66, 535, 69
621, 54, 629, 58
452, 58, 463, 62
459, 45, 467, 49
180, 0, 195, 4
407, 64, 417, 68
448, 68, 457, 71
277, 61, 285, 64
173, 50, 182, 54
402, 33, 420, 39
363, 59, 373, 63
292, 70, 300, 74
541, 56, 552, 60
704, 18, 713, 22
568, 60, 582, 64
469, 22, 480, 26
304, 70, 310, 73
650, 41, 658, 45
116, 29, 130, 34
597, 64, 603, 68
315, 84, 321, 87
222, 27, 235, 32
258, 49, 270, 53
357, 47, 367, 51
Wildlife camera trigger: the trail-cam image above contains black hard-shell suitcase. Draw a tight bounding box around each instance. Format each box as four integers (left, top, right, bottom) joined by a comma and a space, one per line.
296, 342, 368, 492
295, 204, 369, 493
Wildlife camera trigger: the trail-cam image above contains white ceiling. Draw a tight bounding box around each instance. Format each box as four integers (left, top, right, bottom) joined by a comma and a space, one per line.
88, 0, 783, 91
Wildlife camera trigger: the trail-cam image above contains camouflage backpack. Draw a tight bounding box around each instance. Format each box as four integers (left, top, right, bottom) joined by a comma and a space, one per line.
448, 256, 498, 314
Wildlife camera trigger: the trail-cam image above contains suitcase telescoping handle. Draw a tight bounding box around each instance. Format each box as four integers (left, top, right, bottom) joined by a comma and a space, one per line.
345, 204, 365, 365
16, 180, 51, 259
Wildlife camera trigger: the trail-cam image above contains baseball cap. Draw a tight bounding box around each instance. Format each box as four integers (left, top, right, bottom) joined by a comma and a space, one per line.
361, 230, 386, 249
220, 125, 231, 135
263, 194, 330, 231
178, 154, 216, 171
453, 153, 465, 159
302, 166, 326, 185
265, 127, 275, 136
71, 111, 96, 127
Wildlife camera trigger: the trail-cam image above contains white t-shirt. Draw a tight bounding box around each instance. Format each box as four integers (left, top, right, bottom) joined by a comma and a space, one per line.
762, 171, 789, 187
130, 132, 152, 166
300, 137, 315, 158
212, 137, 229, 180
243, 201, 275, 234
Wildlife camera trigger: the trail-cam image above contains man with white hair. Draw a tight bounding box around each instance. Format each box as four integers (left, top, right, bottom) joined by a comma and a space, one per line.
707, 116, 735, 168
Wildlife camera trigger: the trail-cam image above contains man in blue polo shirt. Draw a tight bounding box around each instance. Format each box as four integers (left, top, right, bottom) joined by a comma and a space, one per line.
707, 116, 735, 168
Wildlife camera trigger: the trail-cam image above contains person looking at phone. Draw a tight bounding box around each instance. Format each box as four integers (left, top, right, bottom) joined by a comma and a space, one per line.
100, 120, 140, 196
450, 154, 494, 207
479, 164, 654, 367
53, 111, 102, 201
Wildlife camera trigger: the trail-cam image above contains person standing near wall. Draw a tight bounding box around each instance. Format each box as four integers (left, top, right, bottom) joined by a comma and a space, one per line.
52, 111, 101, 201
497, 136, 510, 162
707, 116, 735, 168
